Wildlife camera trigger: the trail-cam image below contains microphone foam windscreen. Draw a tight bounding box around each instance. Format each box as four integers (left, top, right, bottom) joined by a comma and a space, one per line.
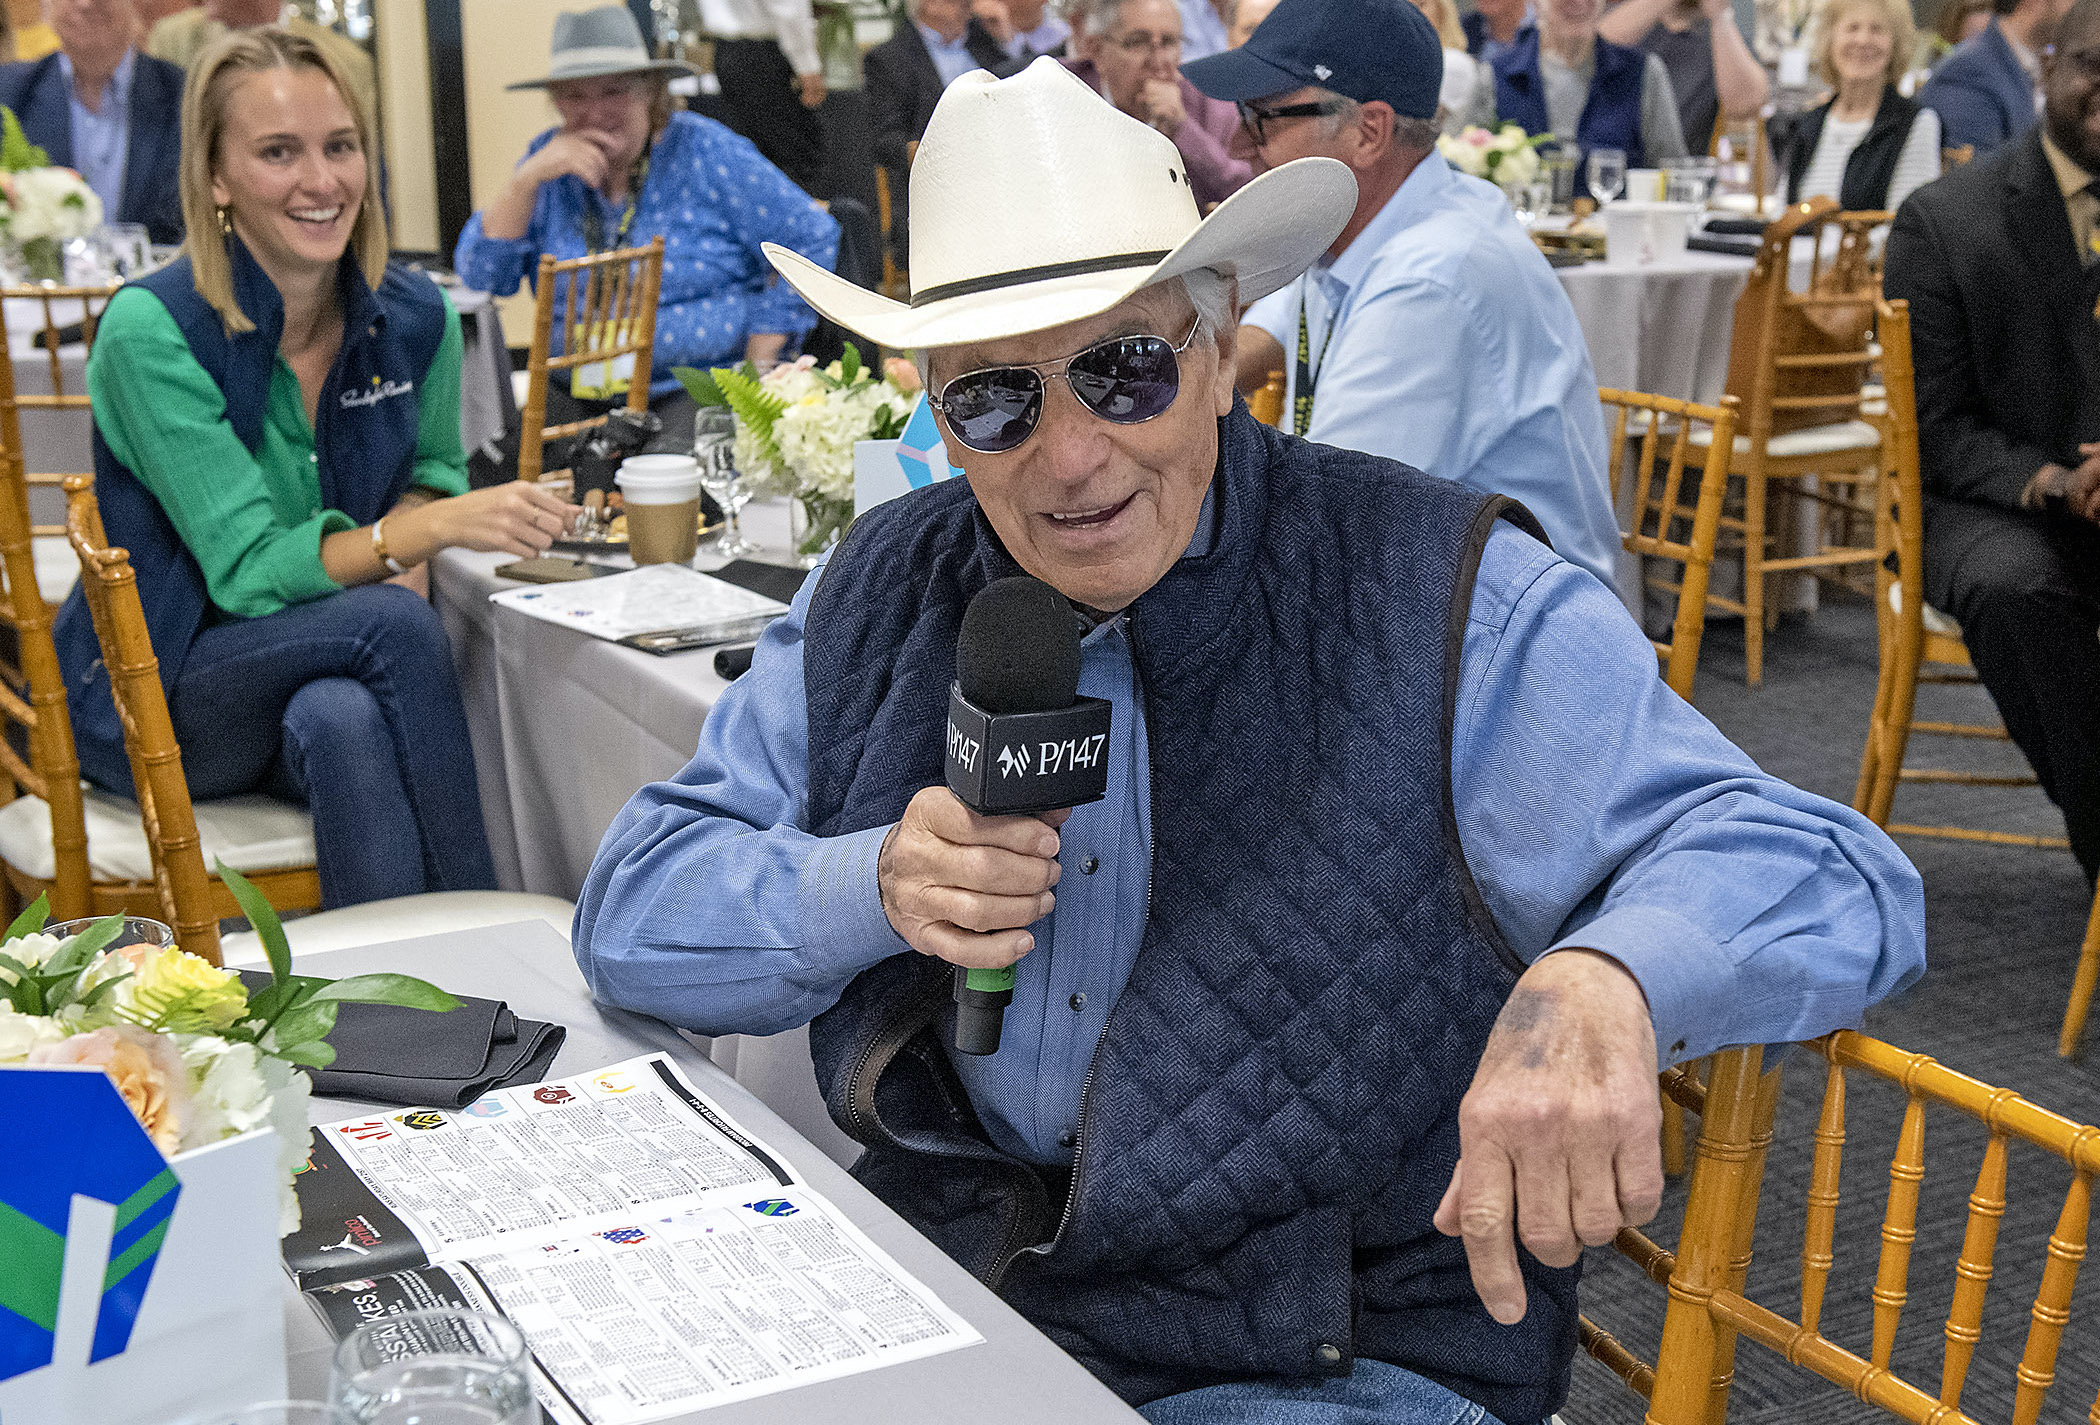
956, 576, 1081, 714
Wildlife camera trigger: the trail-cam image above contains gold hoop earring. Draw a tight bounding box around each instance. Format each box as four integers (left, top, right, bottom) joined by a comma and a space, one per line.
217, 205, 232, 236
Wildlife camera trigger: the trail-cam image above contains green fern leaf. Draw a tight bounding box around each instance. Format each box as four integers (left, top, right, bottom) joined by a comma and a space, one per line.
710, 365, 792, 474
0, 108, 48, 173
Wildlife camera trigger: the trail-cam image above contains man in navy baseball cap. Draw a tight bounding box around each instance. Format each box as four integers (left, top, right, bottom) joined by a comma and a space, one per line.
1181, 0, 1626, 591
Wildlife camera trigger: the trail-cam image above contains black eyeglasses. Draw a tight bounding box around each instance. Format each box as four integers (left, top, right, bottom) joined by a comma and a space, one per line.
1236, 97, 1349, 146
928, 315, 1202, 454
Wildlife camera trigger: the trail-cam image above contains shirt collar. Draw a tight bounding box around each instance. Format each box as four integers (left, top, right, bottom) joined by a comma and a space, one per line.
2000, 19, 2040, 78
1318, 150, 1453, 300
917, 20, 970, 52
56, 47, 137, 114
1020, 14, 1070, 49
2043, 128, 2095, 200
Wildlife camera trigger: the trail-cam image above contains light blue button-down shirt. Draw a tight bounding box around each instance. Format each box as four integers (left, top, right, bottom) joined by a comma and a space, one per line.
1244, 151, 1622, 589
59, 49, 134, 223
573, 481, 1925, 1166
918, 21, 982, 86
1178, 0, 1231, 61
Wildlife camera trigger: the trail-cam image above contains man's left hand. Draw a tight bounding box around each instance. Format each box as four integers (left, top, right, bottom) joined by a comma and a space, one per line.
1431, 949, 1664, 1324
798, 71, 827, 108
1141, 78, 1187, 134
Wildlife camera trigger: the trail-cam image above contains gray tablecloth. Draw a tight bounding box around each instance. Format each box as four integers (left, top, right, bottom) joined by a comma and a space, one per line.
1553, 250, 1754, 402
284, 922, 1140, 1424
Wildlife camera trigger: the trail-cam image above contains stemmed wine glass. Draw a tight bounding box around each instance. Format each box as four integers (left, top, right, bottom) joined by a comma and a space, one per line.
1586, 146, 1627, 211
694, 407, 756, 558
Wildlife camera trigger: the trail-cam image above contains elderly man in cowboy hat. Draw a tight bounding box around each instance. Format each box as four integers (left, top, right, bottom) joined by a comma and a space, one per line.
574, 57, 1924, 1425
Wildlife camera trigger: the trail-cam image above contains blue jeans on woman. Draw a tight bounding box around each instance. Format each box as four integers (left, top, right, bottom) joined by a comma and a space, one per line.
1140, 1361, 1533, 1425
132, 582, 497, 908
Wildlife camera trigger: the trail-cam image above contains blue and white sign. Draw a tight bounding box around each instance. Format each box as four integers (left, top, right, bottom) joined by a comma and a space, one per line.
854, 395, 964, 515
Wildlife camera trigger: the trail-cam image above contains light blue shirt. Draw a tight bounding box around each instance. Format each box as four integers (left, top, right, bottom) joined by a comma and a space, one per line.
572, 487, 1926, 1166
59, 49, 134, 223
1244, 152, 1622, 588
1178, 0, 1231, 60
1478, 10, 1536, 65
1005, 12, 1072, 57
918, 21, 981, 86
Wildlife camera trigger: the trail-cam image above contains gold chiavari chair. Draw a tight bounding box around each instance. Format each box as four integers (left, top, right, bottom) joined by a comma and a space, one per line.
0, 283, 122, 613
1852, 298, 2100, 1057
1248, 369, 1285, 428
1702, 197, 1889, 685
515, 236, 665, 486
1582, 1035, 2100, 1425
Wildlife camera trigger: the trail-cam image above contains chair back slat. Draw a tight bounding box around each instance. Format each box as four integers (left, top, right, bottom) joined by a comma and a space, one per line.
516, 237, 665, 484
1723, 200, 1886, 440
1600, 388, 1738, 702
2011, 1171, 2092, 1425
1940, 1131, 2009, 1408
62, 475, 219, 964
1802, 1057, 1847, 1332
1871, 1094, 1928, 1367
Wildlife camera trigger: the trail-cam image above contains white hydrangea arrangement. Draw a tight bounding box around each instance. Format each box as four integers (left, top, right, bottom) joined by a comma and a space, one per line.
0, 868, 456, 1234
0, 107, 103, 282
1437, 123, 1549, 196
678, 345, 919, 560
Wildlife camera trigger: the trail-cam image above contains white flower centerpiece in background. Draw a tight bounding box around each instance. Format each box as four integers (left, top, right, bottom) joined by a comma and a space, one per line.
677, 345, 919, 562
0, 108, 102, 284
1437, 123, 1550, 198
0, 866, 457, 1233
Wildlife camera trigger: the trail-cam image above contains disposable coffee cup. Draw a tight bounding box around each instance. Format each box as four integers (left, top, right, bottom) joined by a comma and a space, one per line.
616, 454, 703, 565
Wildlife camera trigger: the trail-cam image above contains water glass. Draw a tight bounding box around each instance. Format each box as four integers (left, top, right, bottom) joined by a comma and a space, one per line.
329, 1309, 535, 1425
1586, 147, 1627, 209
101, 222, 154, 279
1663, 156, 1718, 206
694, 406, 755, 558
1515, 176, 1553, 225
173, 1404, 345, 1425
48, 915, 173, 952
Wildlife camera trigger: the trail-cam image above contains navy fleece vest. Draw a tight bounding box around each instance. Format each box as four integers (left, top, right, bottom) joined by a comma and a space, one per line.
1492, 29, 1648, 179
800, 405, 1579, 1423
54, 240, 446, 792
1782, 87, 1921, 211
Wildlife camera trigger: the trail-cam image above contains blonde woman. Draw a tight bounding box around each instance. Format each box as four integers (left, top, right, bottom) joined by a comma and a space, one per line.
1776, 0, 1939, 210
1406, 0, 1480, 124
55, 27, 579, 907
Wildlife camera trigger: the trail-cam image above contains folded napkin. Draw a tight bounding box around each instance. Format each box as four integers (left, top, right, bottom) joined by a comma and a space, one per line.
236, 971, 566, 1107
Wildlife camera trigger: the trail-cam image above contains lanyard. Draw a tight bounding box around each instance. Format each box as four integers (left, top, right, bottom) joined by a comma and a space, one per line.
1292, 277, 1338, 437
580, 151, 650, 255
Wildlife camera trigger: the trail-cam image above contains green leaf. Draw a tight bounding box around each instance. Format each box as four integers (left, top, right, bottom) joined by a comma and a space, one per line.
59, 916, 127, 966
276, 1039, 336, 1068
245, 974, 326, 1026
214, 862, 289, 990
710, 365, 793, 475
270, 999, 340, 1051
0, 108, 49, 173
78, 970, 132, 1011
839, 343, 862, 384
673, 365, 727, 407
308, 973, 460, 1012
4, 893, 50, 943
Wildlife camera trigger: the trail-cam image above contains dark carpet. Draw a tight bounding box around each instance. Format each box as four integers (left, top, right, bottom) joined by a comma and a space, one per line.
1564, 590, 2100, 1423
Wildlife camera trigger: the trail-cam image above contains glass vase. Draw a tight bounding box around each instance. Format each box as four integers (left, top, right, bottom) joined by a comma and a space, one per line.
794, 492, 854, 568
14, 235, 61, 283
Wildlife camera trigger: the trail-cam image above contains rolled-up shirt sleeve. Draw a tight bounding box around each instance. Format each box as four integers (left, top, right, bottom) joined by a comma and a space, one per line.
572, 558, 911, 1035
1453, 525, 1926, 1064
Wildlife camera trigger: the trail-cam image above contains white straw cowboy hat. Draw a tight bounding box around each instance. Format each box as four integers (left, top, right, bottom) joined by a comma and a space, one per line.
763, 57, 1356, 349
508, 5, 696, 90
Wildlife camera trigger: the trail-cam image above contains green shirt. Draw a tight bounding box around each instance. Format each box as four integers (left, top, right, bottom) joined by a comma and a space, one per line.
86, 285, 470, 620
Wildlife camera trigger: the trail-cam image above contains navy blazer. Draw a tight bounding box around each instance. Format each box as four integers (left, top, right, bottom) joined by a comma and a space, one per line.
0, 50, 185, 244
1915, 17, 2035, 157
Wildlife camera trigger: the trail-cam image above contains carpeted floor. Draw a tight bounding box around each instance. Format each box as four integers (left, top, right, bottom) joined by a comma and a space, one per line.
1563, 590, 2100, 1423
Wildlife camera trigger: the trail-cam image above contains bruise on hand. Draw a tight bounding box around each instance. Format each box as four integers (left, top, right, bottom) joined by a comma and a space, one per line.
1479, 978, 1611, 1079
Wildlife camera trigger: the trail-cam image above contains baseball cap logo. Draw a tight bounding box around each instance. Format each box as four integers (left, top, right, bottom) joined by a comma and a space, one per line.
1314, 63, 1332, 79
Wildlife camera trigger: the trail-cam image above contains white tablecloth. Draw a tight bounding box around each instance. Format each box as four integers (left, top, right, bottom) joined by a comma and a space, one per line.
1553, 251, 1755, 403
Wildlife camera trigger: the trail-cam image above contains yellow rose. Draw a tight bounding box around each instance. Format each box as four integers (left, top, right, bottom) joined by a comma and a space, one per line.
120, 948, 248, 1031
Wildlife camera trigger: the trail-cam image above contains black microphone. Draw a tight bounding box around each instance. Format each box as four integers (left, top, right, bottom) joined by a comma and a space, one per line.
944, 576, 1112, 1055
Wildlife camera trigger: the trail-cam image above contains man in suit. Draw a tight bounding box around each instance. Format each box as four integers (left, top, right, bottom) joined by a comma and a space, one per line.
0, 0, 183, 243
1917, 0, 2075, 155
865, 0, 1022, 262
1884, 0, 2100, 886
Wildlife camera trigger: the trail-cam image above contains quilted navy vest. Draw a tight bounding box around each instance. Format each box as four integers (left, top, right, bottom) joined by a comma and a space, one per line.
53, 239, 446, 792
801, 405, 1579, 1423
1492, 29, 1647, 181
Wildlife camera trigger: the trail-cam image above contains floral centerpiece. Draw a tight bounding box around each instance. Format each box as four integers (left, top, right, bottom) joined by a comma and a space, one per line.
0, 108, 102, 283
677, 345, 920, 562
0, 865, 456, 1234
1437, 123, 1550, 197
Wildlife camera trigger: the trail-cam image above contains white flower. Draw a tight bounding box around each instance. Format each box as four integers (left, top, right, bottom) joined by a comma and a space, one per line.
0, 931, 67, 983
179, 1035, 276, 1145
1, 167, 103, 243
0, 1006, 65, 1062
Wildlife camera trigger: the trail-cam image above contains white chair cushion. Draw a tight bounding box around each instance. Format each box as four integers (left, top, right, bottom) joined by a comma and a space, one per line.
1688, 419, 1883, 458
217, 892, 577, 967
0, 782, 314, 883
1887, 581, 1964, 638
32, 533, 76, 606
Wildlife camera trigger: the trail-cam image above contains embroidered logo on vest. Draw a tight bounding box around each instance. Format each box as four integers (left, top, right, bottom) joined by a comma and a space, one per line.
340, 375, 414, 410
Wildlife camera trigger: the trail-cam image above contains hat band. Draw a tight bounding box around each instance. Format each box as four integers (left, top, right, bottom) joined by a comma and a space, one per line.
909, 250, 1172, 309
547, 44, 657, 76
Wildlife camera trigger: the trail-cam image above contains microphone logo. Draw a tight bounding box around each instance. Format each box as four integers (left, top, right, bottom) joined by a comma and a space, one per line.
996, 743, 1032, 779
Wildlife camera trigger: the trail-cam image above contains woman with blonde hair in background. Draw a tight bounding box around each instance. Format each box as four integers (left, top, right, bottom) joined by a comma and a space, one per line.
1775, 0, 1939, 211
55, 27, 580, 906
1407, 0, 1480, 125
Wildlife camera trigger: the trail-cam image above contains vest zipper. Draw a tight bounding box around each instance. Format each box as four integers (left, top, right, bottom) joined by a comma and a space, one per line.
990, 615, 1157, 1287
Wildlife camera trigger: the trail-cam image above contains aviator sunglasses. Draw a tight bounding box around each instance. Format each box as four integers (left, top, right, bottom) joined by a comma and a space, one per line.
927, 314, 1203, 455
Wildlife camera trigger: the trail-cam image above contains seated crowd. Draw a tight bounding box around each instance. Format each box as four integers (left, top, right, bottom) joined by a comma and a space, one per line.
21, 0, 2100, 1417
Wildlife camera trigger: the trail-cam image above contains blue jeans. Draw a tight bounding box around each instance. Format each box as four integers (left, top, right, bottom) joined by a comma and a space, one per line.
144, 583, 497, 908
1140, 1361, 1530, 1425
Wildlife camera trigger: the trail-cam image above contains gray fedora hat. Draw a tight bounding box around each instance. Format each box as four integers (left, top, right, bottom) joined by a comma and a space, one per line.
507, 5, 697, 90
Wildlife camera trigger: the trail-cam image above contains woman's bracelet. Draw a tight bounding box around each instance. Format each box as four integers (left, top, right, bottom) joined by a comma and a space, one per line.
370, 517, 410, 576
